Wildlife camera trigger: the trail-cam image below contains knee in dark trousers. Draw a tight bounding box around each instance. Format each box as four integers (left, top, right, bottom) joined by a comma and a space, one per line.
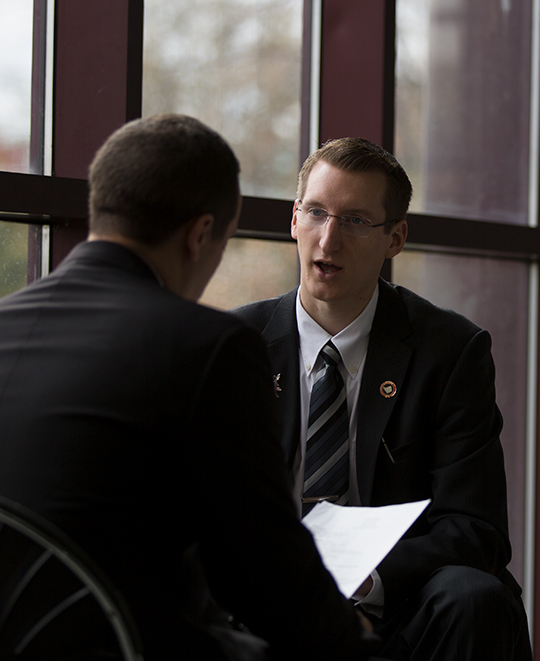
379, 566, 532, 661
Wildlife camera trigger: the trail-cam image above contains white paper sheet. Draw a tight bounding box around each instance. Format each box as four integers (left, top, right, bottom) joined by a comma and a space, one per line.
302, 499, 430, 598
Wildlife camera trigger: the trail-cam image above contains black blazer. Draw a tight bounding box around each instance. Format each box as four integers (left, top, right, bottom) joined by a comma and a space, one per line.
0, 241, 370, 659
234, 279, 513, 616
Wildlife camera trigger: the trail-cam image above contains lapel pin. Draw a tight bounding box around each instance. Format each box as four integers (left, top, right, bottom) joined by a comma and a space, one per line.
380, 380, 397, 398
273, 374, 282, 398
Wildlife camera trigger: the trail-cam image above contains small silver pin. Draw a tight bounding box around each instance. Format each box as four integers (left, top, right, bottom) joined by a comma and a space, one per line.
273, 374, 282, 398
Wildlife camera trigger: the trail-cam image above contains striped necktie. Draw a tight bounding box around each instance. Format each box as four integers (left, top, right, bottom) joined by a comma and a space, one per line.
302, 341, 349, 516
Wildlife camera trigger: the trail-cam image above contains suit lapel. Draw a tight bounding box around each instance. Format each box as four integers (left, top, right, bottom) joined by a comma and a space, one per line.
256, 283, 414, 501
356, 280, 413, 504
258, 290, 301, 470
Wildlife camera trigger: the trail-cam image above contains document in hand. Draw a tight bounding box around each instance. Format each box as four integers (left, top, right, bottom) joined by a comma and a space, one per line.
302, 499, 430, 598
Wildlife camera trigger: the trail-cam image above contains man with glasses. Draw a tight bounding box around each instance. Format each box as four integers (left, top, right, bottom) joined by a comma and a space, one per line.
234, 137, 532, 660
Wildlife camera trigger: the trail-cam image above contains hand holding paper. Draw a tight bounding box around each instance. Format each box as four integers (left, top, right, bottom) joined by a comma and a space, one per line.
302, 499, 430, 598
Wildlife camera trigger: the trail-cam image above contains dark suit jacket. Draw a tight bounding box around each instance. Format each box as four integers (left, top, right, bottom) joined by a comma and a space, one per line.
234, 279, 513, 616
0, 241, 370, 659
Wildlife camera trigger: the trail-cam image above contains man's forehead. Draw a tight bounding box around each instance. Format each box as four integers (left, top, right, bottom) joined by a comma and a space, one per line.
302, 161, 387, 209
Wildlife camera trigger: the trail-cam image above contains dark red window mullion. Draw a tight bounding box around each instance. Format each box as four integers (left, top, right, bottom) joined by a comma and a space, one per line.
50, 0, 143, 269
318, 0, 395, 280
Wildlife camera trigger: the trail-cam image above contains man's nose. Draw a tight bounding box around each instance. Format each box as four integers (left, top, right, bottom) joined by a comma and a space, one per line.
319, 216, 342, 252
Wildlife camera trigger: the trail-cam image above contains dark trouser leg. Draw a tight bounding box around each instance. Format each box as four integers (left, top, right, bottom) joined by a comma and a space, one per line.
375, 566, 532, 661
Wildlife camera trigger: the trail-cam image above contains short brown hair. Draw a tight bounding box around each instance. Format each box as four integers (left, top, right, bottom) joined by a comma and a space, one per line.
89, 114, 240, 245
297, 137, 412, 229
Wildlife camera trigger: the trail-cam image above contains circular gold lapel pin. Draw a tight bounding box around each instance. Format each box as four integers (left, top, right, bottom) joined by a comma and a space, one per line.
380, 381, 397, 398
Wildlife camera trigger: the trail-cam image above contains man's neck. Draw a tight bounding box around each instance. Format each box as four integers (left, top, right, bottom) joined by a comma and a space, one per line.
87, 232, 188, 297
299, 294, 373, 336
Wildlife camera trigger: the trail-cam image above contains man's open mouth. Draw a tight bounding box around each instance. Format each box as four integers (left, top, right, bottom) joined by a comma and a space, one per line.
316, 261, 341, 274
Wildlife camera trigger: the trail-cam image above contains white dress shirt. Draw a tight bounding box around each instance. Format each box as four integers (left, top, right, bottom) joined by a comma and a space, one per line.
293, 284, 384, 610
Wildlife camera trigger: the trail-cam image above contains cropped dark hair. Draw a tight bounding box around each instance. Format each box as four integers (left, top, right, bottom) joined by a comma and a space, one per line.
89, 114, 240, 245
297, 137, 412, 229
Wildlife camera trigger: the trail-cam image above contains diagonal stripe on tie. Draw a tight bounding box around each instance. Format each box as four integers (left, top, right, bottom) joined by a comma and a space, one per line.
304, 438, 348, 490
307, 387, 347, 438
308, 452, 349, 495
304, 412, 348, 474
303, 341, 349, 515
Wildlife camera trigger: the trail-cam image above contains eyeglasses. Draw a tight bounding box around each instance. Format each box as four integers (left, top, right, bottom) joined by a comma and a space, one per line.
296, 205, 398, 238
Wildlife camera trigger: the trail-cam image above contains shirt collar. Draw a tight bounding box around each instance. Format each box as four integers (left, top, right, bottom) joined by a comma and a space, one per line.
296, 284, 379, 378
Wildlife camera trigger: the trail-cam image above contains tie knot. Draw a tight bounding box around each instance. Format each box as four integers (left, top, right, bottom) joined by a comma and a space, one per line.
321, 341, 341, 367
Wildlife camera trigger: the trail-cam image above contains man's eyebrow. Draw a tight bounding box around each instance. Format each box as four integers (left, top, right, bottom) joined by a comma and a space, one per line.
302, 199, 372, 216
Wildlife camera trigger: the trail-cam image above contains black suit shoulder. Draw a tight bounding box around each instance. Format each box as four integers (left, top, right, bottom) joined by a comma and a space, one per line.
233, 289, 296, 333
234, 281, 484, 351
376, 280, 490, 367
391, 282, 482, 336
14, 239, 256, 356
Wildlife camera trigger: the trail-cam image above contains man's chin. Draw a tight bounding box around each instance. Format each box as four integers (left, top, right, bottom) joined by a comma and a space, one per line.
304, 283, 344, 305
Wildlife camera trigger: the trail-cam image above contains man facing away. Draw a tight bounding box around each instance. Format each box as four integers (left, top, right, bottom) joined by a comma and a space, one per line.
234, 137, 533, 660
0, 115, 381, 660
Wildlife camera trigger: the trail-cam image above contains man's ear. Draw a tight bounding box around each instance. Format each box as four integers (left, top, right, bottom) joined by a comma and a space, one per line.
386, 220, 408, 259
185, 214, 215, 262
291, 200, 299, 240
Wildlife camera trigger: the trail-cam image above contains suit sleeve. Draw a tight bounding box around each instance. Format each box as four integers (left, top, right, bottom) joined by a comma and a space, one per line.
376, 328, 511, 615
190, 324, 373, 659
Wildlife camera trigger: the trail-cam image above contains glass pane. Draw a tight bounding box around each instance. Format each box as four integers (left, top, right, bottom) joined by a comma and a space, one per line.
0, 221, 30, 297
200, 237, 298, 310
142, 0, 303, 200
0, 0, 34, 173
392, 250, 529, 585
395, 0, 532, 225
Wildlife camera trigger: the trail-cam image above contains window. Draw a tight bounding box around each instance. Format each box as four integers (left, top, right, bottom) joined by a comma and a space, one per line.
142, 0, 303, 308
143, 0, 303, 200
200, 237, 298, 310
0, 0, 34, 174
0, 0, 51, 292
0, 221, 33, 297
394, 250, 530, 584
395, 0, 533, 225
394, 0, 539, 616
